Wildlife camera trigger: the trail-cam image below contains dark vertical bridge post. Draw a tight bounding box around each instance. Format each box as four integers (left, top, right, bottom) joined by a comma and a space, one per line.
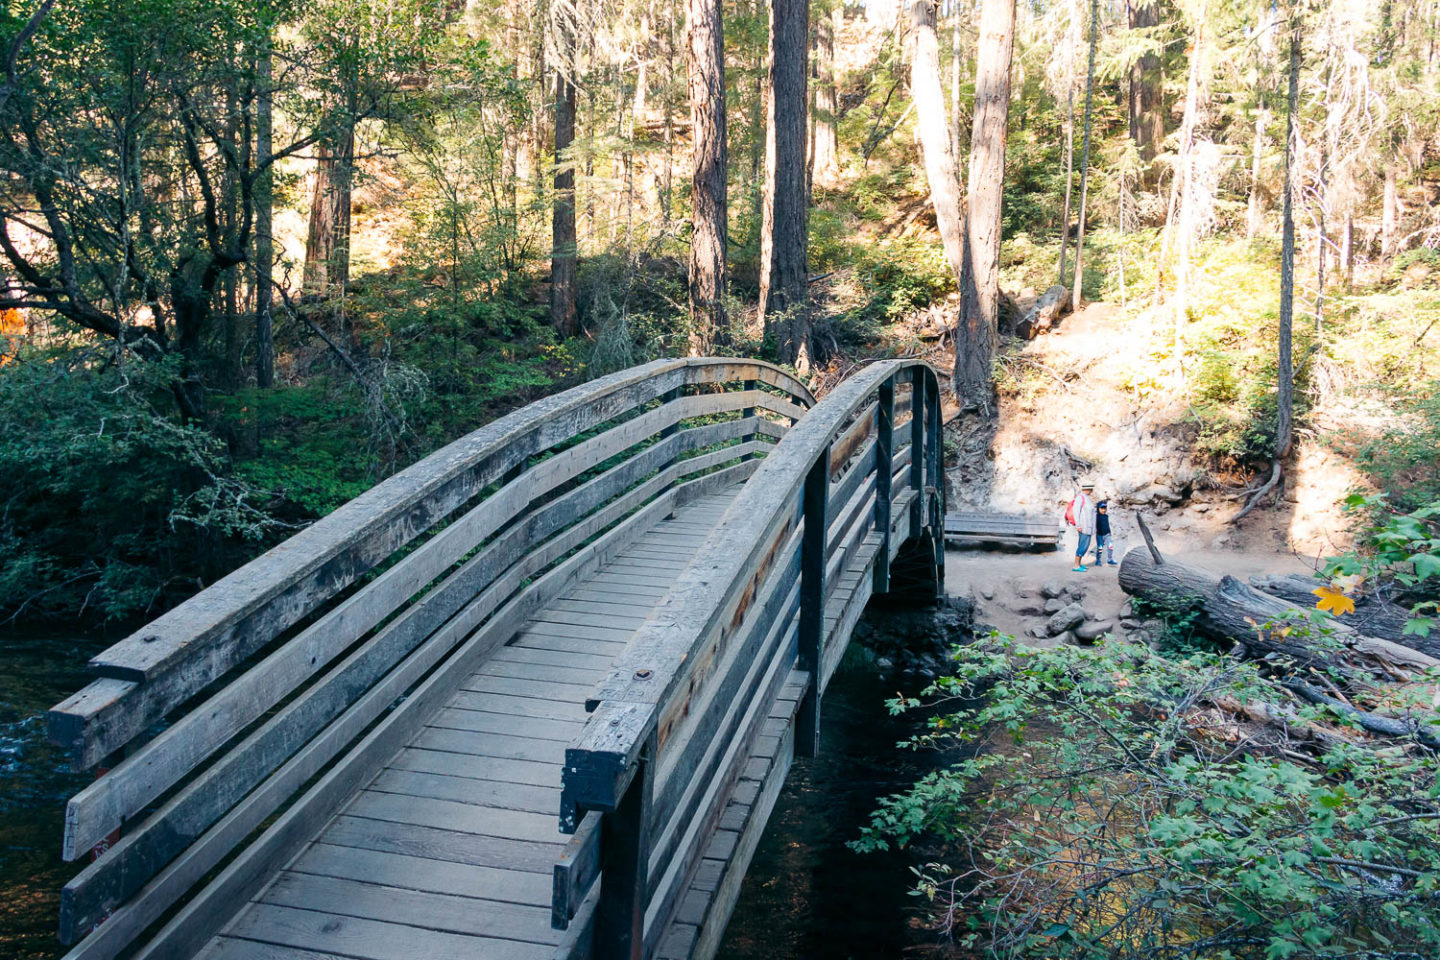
796, 448, 830, 759
873, 380, 894, 594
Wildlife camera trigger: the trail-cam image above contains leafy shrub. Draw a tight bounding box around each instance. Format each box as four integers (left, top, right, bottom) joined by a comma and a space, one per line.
854, 634, 1440, 960
0, 348, 285, 622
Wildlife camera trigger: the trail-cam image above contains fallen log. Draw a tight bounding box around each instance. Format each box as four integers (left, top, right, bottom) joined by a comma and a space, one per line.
1014, 284, 1070, 340
1249, 572, 1436, 657
1117, 546, 1440, 675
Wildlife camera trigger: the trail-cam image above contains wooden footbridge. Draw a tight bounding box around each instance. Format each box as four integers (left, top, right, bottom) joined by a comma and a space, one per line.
48, 357, 945, 960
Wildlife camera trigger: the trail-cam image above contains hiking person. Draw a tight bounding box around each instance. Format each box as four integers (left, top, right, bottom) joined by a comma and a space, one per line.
1064, 481, 1097, 572
1094, 499, 1116, 566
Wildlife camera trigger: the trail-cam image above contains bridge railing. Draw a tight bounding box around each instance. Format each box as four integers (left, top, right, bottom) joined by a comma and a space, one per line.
555, 360, 943, 959
46, 357, 811, 960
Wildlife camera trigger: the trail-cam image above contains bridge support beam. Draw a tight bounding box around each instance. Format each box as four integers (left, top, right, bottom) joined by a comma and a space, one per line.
872, 380, 894, 595
796, 449, 829, 759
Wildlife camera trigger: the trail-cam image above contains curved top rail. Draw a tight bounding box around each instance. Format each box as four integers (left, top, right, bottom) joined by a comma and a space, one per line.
52, 357, 810, 765
565, 359, 939, 796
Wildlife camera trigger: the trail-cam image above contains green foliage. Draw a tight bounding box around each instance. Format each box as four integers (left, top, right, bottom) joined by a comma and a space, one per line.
0, 349, 286, 622
854, 634, 1440, 959
1327, 493, 1440, 638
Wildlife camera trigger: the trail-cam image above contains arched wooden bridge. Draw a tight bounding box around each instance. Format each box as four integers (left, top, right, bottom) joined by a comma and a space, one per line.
48, 357, 945, 960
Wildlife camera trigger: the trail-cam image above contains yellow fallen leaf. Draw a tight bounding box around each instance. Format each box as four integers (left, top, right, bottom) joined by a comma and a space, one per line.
1332, 574, 1364, 593
1313, 586, 1356, 616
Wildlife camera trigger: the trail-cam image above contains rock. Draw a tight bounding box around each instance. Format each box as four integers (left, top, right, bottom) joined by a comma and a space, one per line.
1063, 584, 1086, 600
876, 656, 895, 670
1151, 484, 1183, 503
1040, 579, 1065, 599
1044, 602, 1086, 637
1120, 618, 1142, 630
1075, 620, 1114, 642
1043, 598, 1065, 615
979, 586, 995, 601
1119, 599, 1134, 618
1053, 630, 1077, 646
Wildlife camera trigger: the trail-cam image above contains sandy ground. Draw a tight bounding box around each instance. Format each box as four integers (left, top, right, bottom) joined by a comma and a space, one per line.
944, 543, 1320, 647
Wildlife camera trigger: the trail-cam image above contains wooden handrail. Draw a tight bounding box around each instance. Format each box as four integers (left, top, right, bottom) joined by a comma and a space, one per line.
47, 358, 809, 960
556, 360, 943, 959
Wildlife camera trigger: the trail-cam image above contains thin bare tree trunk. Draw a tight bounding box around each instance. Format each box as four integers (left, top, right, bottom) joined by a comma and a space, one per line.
1277, 15, 1302, 463
953, 0, 1016, 412
687, 0, 727, 351
1342, 214, 1354, 290
812, 4, 840, 188
255, 33, 274, 388
1382, 162, 1398, 256
950, 3, 964, 159
551, 40, 578, 336
1246, 99, 1268, 238
759, 0, 810, 369
1057, 89, 1074, 286
1071, 0, 1098, 308
303, 125, 354, 310
909, 0, 966, 290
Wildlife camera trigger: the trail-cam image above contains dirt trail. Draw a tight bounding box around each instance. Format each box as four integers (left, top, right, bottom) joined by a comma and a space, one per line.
941, 300, 1352, 645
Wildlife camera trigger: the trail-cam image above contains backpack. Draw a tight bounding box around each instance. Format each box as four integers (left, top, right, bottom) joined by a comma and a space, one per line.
1064, 498, 1076, 526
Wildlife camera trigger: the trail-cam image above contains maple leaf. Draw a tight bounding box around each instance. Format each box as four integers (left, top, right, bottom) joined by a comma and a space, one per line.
1313, 585, 1356, 616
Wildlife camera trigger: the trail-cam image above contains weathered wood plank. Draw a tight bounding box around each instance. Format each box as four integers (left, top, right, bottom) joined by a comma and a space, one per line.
426, 707, 585, 742
346, 791, 562, 845
447, 690, 591, 721
552, 810, 601, 929
260, 873, 563, 946
414, 728, 562, 764
314, 816, 559, 875
390, 748, 562, 787
292, 843, 553, 903
221, 903, 555, 960
490, 645, 616, 674
367, 769, 560, 815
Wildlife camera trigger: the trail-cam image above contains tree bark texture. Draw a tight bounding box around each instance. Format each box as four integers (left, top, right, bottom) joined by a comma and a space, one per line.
1277, 17, 1301, 461
908, 0, 966, 291
255, 37, 275, 388
811, 5, 840, 189
1383, 163, 1398, 256
759, 0, 810, 369
1118, 548, 1440, 674
1071, 0, 1099, 309
1126, 0, 1163, 170
1057, 90, 1073, 286
1250, 573, 1438, 657
303, 124, 354, 306
953, 0, 1015, 413
687, 0, 727, 352
551, 64, 578, 336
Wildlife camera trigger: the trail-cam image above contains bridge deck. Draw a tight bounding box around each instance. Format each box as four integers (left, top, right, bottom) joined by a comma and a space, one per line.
198, 490, 741, 960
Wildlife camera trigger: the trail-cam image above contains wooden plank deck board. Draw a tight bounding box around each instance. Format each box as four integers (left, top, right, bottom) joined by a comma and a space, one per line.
204, 489, 742, 960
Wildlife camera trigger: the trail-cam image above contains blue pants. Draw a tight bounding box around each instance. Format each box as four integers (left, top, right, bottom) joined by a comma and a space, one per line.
1074, 532, 1092, 560
1095, 533, 1114, 565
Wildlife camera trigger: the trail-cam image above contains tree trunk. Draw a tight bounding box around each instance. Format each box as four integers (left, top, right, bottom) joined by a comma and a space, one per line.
1126, 0, 1163, 170
1250, 573, 1438, 656
1070, 0, 1098, 309
303, 123, 354, 312
812, 4, 840, 189
1057, 89, 1073, 287
551, 62, 578, 335
952, 0, 1016, 413
759, 0, 810, 369
1342, 214, 1354, 290
949, 3, 964, 160
254, 36, 274, 389
908, 0, 966, 291
687, 0, 727, 352
1382, 162, 1398, 256
1246, 99, 1267, 239
1276, 16, 1301, 463
1118, 548, 1440, 673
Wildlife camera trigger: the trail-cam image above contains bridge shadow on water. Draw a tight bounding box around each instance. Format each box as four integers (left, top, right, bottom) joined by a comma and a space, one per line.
716, 637, 955, 960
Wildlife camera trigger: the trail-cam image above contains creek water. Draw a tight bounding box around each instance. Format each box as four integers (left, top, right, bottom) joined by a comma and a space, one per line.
0, 630, 110, 960
717, 640, 953, 960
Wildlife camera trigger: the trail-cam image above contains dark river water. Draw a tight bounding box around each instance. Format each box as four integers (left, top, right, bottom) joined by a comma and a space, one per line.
717, 641, 952, 960
0, 630, 110, 960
